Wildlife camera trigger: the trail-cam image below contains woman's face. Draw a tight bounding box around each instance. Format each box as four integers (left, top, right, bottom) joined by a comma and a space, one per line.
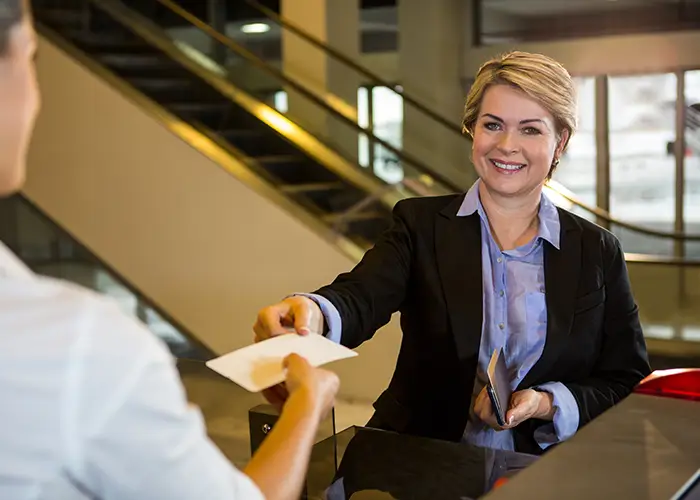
471, 84, 567, 200
0, 16, 39, 196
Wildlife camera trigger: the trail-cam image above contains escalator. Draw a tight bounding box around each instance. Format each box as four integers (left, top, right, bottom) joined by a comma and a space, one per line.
33, 0, 456, 251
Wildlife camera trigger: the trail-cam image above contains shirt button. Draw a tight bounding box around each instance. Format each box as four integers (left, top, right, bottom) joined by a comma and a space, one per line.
498, 323, 505, 330
499, 290, 505, 297
497, 257, 503, 263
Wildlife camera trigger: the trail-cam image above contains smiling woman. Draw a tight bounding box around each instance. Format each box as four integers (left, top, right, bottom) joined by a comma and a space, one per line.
463, 51, 576, 183
254, 50, 651, 456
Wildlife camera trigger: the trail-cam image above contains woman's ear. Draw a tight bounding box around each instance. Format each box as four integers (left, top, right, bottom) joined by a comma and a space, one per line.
555, 129, 570, 159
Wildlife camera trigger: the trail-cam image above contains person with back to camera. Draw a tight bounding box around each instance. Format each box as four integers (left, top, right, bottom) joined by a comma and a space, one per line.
0, 1, 340, 499
254, 51, 652, 455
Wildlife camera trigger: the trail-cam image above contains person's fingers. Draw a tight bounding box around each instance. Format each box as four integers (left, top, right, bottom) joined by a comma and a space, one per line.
505, 391, 534, 427
292, 303, 312, 336
253, 304, 290, 341
282, 353, 311, 393
283, 352, 309, 371
505, 406, 525, 427
474, 387, 491, 416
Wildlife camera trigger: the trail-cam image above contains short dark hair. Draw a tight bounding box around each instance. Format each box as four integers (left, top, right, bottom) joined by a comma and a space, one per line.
0, 0, 25, 56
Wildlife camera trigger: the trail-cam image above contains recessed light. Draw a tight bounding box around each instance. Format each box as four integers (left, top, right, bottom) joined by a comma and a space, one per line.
241, 23, 270, 34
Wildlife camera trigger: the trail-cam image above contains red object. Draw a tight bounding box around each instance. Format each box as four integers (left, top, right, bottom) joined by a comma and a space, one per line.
634, 369, 700, 402
493, 477, 510, 490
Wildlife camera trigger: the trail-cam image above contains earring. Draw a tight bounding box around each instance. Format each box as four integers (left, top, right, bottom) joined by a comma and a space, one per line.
552, 158, 560, 167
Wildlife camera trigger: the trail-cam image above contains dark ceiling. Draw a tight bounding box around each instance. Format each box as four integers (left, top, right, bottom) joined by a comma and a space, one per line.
172, 0, 397, 23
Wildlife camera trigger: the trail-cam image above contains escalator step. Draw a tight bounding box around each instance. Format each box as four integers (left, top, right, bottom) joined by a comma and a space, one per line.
346, 214, 392, 244
97, 53, 187, 78
320, 206, 392, 244
167, 102, 231, 129
256, 155, 305, 164
286, 184, 371, 214
255, 156, 340, 185
64, 30, 153, 54
128, 77, 221, 103
220, 129, 301, 157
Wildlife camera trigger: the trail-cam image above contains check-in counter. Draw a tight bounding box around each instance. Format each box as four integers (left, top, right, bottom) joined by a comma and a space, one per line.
234, 368, 700, 499
299, 369, 700, 499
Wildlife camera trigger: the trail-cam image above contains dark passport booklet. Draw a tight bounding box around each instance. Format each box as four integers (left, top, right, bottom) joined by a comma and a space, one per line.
486, 347, 512, 427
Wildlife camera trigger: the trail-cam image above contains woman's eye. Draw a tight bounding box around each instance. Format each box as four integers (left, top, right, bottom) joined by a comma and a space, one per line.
484, 122, 501, 131
523, 127, 542, 135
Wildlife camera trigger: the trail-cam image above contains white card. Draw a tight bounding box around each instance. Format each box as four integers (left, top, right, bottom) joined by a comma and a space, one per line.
205, 334, 358, 392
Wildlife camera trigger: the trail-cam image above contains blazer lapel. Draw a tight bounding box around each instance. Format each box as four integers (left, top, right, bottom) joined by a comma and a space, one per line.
519, 209, 582, 389
435, 199, 484, 361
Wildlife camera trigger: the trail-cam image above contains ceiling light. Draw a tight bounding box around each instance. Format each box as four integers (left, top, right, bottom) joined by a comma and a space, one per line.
241, 23, 270, 34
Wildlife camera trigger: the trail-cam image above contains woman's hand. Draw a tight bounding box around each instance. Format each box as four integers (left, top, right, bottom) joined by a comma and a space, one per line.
253, 296, 325, 342
474, 386, 554, 430
262, 354, 339, 422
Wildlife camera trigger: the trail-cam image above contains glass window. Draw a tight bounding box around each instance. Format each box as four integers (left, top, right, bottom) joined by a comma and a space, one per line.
273, 90, 288, 113
608, 73, 677, 255
684, 70, 700, 259
358, 87, 370, 168
269, 87, 404, 183
370, 86, 404, 184
552, 76, 596, 220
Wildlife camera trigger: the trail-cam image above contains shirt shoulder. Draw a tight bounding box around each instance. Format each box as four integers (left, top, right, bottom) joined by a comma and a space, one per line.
0, 273, 169, 361
0, 274, 177, 497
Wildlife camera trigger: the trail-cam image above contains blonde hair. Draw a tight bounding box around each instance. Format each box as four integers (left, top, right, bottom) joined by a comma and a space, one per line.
462, 51, 577, 160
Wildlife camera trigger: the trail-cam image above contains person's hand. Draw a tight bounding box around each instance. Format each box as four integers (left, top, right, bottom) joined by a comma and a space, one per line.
263, 354, 339, 421
505, 389, 553, 427
253, 296, 325, 343
474, 387, 553, 430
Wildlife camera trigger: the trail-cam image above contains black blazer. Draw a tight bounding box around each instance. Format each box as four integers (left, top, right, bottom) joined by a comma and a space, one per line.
315, 194, 651, 455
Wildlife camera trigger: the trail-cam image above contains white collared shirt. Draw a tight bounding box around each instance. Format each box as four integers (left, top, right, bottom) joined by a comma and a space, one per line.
0, 242, 263, 499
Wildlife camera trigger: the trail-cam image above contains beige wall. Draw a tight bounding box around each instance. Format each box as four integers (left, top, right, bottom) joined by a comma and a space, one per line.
25, 36, 400, 403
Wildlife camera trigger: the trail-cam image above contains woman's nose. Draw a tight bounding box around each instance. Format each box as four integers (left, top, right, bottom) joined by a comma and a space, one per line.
497, 131, 520, 154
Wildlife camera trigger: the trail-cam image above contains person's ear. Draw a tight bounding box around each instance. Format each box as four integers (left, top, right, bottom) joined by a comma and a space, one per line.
555, 129, 570, 159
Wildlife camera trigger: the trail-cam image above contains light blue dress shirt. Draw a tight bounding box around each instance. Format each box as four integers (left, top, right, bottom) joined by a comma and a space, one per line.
301, 180, 579, 451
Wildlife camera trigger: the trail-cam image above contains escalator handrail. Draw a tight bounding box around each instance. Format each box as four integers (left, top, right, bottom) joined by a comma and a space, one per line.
624, 252, 700, 266
16, 194, 216, 360
89, 0, 700, 243
240, 0, 466, 142
546, 180, 700, 242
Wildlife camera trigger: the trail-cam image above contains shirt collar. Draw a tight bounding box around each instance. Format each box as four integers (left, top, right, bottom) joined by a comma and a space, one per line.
456, 179, 561, 250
